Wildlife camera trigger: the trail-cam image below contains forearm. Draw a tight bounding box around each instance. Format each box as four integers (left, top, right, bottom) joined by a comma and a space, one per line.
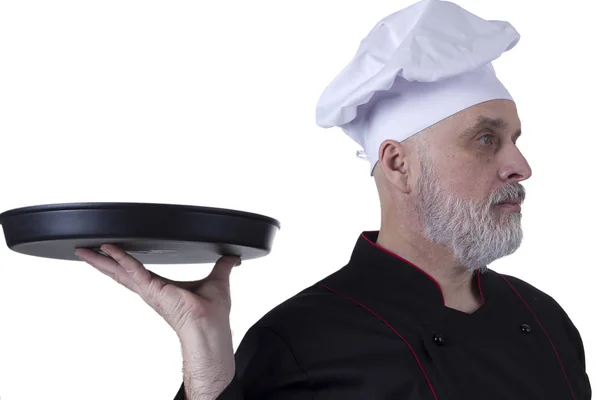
182, 351, 234, 400
179, 324, 236, 400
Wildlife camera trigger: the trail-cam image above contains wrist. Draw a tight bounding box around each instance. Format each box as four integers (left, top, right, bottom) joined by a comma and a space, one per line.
177, 317, 232, 344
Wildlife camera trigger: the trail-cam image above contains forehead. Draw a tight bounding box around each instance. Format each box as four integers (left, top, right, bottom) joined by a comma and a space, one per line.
458, 100, 520, 132
429, 100, 521, 141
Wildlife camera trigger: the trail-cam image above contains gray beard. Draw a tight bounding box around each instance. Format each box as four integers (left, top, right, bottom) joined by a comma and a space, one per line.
414, 153, 525, 273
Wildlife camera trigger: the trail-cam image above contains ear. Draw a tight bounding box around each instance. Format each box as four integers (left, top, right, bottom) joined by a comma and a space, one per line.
378, 139, 412, 194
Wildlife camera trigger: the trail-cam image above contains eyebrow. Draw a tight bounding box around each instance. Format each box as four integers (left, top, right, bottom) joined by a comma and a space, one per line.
460, 116, 522, 139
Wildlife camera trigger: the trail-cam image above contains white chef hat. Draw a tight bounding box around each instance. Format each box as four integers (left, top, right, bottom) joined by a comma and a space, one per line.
315, 0, 520, 176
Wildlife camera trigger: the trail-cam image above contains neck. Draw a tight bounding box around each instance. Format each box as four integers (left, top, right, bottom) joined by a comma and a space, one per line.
376, 225, 483, 314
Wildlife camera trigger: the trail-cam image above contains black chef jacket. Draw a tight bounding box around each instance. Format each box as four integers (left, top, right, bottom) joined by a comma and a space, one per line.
173, 231, 592, 399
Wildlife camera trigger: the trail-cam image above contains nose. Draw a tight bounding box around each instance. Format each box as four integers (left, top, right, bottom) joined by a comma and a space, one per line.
498, 148, 532, 184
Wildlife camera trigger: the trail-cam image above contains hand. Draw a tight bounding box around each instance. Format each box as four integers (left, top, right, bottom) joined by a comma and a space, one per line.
73, 244, 241, 338
74, 244, 241, 399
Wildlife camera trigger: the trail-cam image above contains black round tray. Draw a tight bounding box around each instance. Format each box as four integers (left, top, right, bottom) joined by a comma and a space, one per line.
0, 202, 281, 264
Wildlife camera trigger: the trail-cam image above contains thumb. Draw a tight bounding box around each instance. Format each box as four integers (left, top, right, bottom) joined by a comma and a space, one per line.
206, 256, 241, 283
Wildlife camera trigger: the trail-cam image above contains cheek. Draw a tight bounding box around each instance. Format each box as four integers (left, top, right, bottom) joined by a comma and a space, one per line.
437, 154, 496, 201
444, 173, 491, 202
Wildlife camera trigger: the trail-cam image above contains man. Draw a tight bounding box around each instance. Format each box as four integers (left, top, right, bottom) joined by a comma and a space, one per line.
75, 0, 592, 399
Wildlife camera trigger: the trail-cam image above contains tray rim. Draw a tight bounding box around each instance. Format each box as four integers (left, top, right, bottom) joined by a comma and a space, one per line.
0, 202, 281, 228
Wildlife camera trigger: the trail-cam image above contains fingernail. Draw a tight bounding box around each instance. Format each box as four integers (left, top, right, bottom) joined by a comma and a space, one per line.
235, 259, 242, 267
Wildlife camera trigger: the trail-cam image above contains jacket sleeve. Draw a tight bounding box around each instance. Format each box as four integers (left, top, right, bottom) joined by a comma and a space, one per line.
173, 325, 313, 400
559, 307, 593, 399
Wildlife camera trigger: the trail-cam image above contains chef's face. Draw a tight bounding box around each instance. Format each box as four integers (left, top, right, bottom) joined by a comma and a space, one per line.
413, 99, 531, 272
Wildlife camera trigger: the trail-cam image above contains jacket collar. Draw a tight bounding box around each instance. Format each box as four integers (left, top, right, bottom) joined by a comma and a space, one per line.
340, 230, 486, 309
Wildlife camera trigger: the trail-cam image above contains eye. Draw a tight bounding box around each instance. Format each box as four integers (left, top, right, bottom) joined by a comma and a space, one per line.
478, 133, 495, 146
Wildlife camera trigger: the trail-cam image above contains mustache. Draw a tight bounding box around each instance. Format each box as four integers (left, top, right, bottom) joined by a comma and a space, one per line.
492, 184, 525, 205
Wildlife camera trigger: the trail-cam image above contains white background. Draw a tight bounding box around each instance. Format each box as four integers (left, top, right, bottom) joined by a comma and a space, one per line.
0, 0, 597, 399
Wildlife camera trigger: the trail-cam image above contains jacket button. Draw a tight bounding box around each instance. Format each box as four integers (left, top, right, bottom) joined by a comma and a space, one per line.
520, 323, 532, 333
432, 333, 445, 345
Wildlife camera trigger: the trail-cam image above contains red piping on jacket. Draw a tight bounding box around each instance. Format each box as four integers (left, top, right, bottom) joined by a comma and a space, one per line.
320, 284, 439, 400
500, 275, 577, 400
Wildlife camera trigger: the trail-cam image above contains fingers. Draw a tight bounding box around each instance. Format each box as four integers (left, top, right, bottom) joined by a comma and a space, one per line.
99, 244, 157, 289
74, 247, 139, 293
205, 256, 241, 282
75, 246, 241, 296
75, 245, 160, 293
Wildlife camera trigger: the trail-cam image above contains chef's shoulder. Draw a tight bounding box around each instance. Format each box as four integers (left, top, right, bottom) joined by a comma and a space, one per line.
251, 276, 355, 336
498, 272, 582, 340
228, 275, 357, 388
499, 272, 571, 314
